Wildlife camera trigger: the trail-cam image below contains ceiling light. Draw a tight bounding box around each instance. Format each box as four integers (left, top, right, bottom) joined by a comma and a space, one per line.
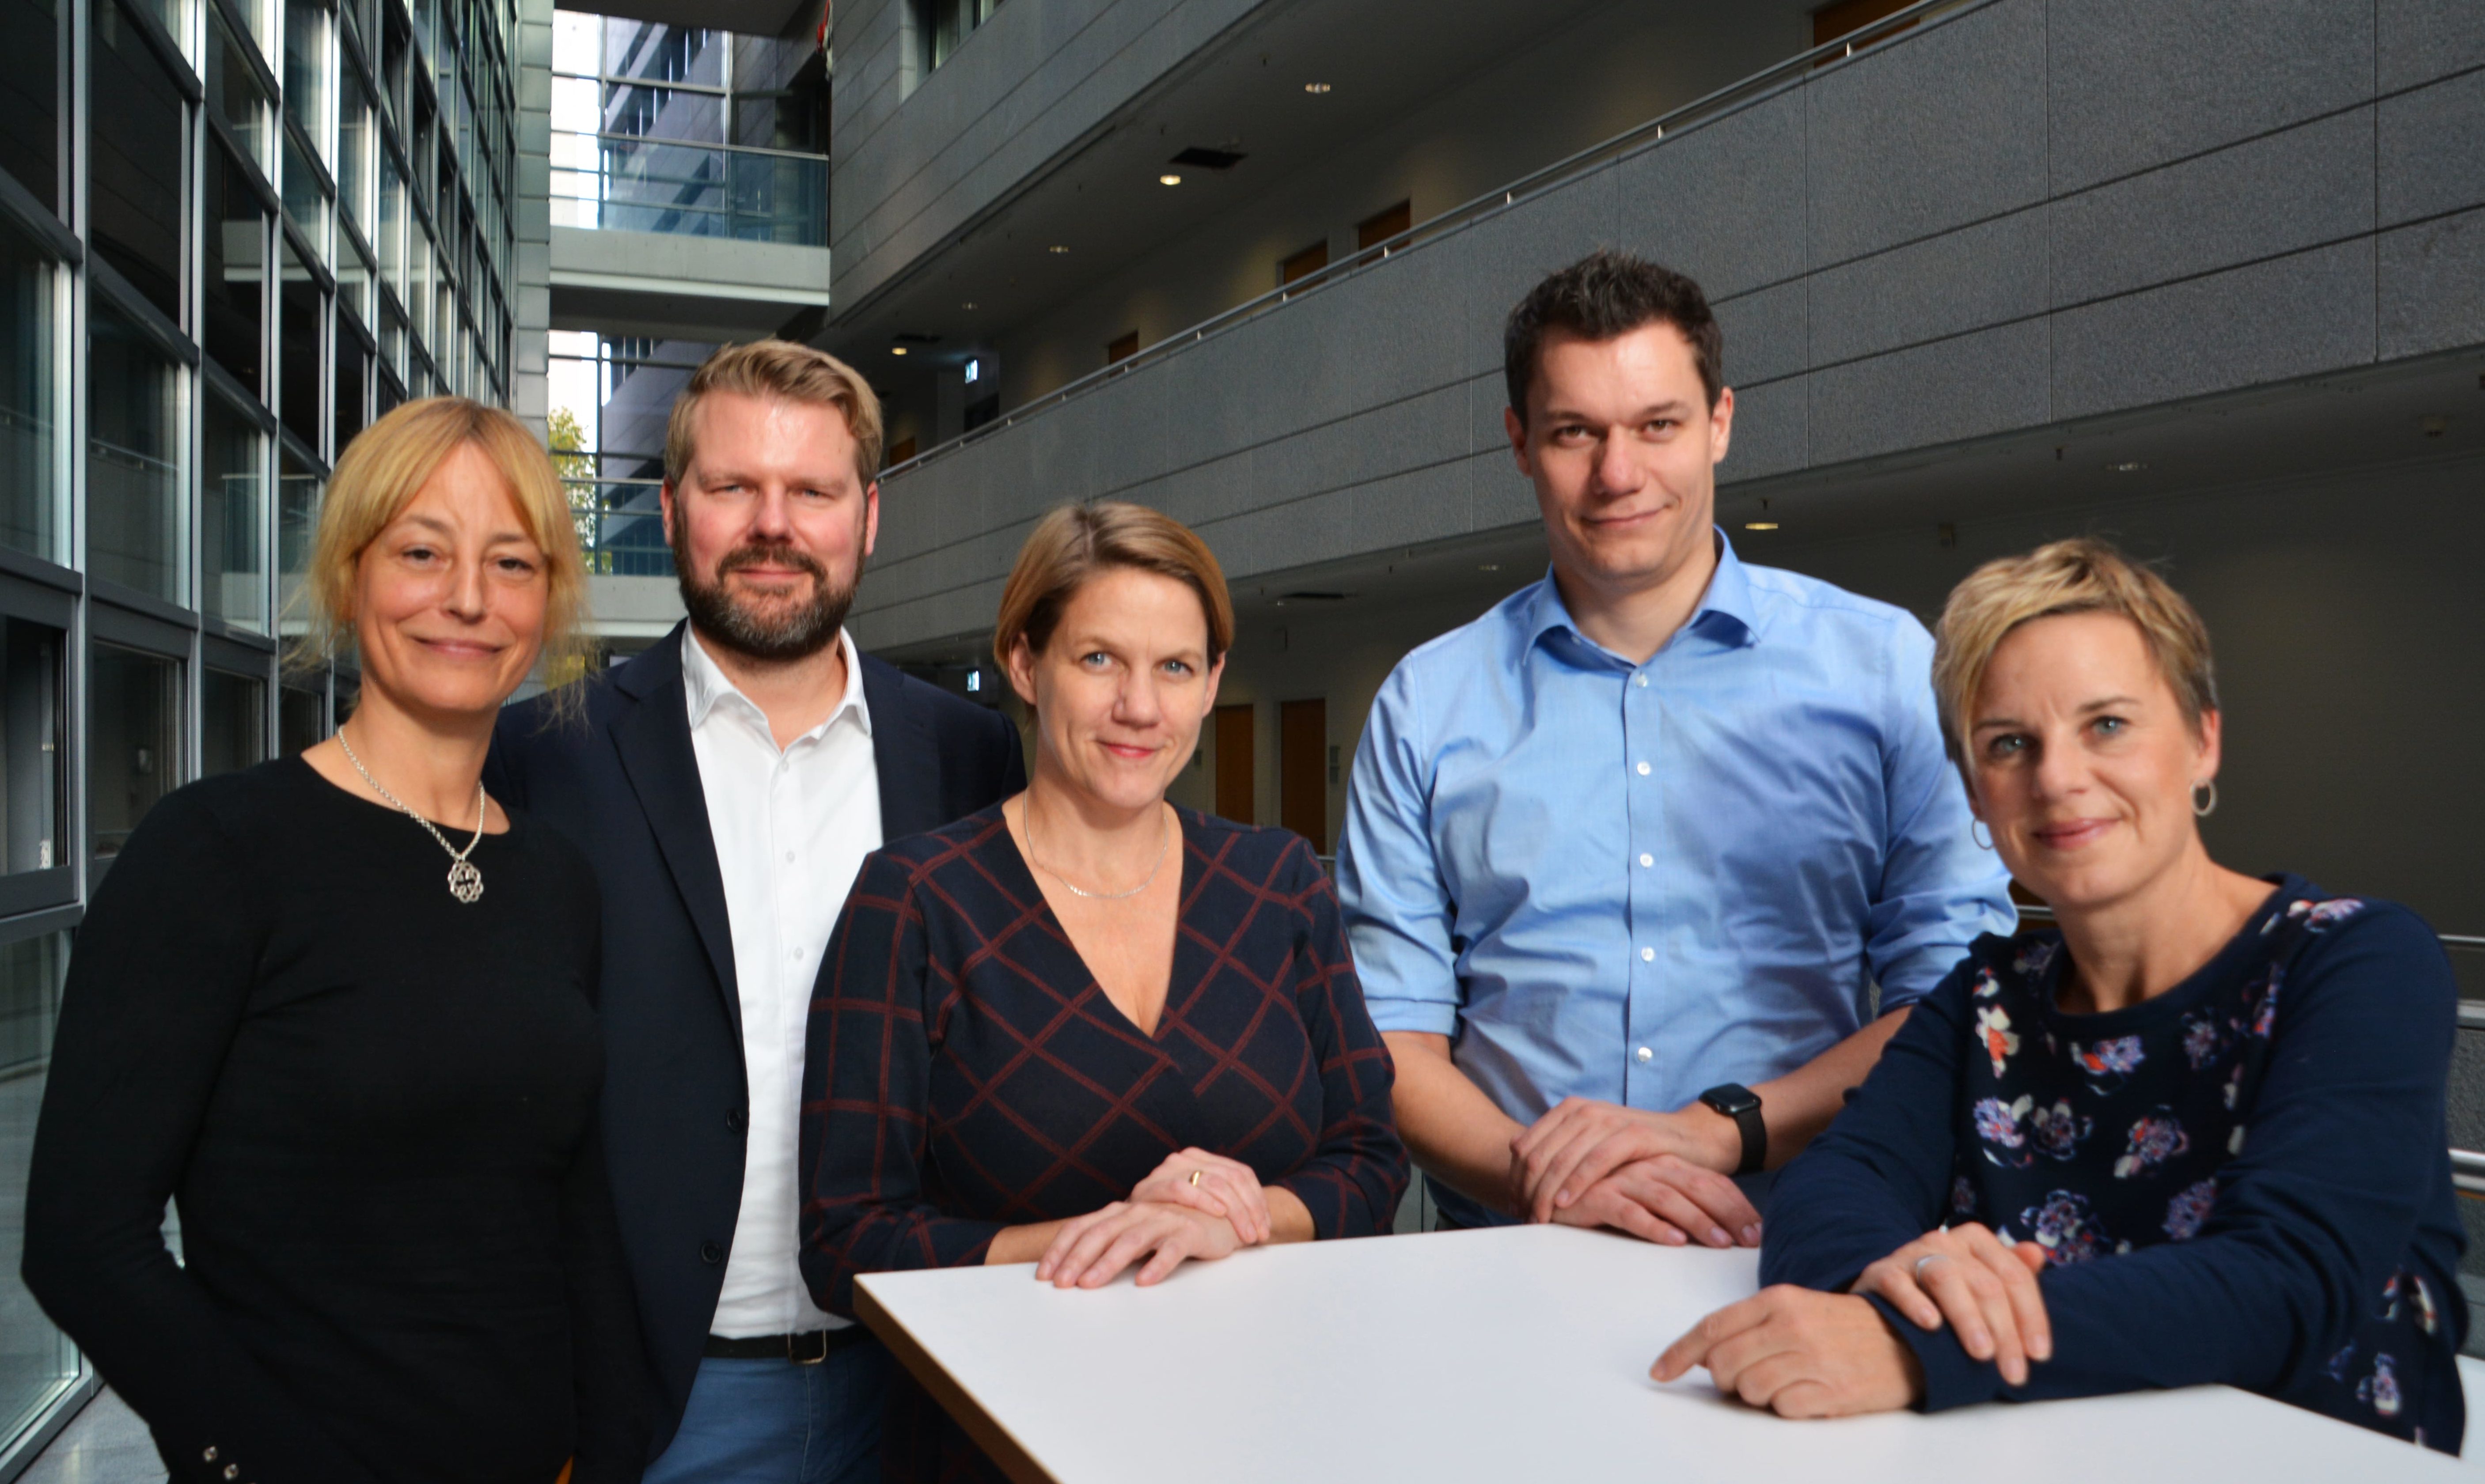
1744, 521, 1779, 531
2106, 461, 2146, 473
1048, 244, 1070, 254
1304, 82, 1332, 93
1477, 563, 1500, 572
1159, 173, 1181, 186
960, 300, 977, 310
890, 346, 907, 356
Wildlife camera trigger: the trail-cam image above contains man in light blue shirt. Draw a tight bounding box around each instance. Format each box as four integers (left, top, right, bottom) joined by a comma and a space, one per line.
1338, 251, 2012, 1240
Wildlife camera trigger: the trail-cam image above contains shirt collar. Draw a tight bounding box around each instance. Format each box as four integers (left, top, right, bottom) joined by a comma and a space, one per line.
1522, 527, 1760, 665
682, 625, 874, 742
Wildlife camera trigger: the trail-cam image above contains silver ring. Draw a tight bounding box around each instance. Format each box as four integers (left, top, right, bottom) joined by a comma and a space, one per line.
1913, 1253, 1949, 1281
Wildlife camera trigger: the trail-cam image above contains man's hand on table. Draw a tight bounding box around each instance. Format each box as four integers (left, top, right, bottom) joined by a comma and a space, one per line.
1651, 1286, 1924, 1417
1512, 1098, 1761, 1246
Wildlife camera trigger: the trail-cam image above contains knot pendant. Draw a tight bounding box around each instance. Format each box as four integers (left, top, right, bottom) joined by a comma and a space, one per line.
447, 859, 485, 904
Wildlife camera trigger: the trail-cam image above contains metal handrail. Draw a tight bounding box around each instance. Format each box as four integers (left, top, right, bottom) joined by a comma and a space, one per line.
554, 126, 829, 164
876, 0, 1980, 481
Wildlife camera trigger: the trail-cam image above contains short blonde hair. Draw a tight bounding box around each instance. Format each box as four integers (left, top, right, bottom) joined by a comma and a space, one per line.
664, 341, 884, 489
993, 503, 1234, 673
1931, 538, 2217, 766
304, 396, 591, 687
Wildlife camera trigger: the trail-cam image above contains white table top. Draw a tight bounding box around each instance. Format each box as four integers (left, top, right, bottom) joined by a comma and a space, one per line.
855, 1223, 2462, 1484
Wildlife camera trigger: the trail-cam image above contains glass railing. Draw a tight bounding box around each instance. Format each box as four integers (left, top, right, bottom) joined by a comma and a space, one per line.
550, 130, 826, 247
566, 477, 675, 576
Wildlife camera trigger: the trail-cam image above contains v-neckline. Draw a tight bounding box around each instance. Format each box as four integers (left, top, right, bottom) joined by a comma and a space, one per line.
994, 803, 1194, 1046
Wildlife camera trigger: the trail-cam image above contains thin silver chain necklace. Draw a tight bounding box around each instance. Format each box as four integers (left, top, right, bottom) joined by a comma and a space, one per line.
1022, 798, 1169, 901
336, 728, 489, 904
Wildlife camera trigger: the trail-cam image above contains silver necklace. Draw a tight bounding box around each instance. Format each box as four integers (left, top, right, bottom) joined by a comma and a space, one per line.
1023, 799, 1169, 901
336, 728, 488, 904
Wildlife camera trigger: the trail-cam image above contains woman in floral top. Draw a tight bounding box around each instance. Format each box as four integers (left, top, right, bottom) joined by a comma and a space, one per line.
1655, 539, 2463, 1454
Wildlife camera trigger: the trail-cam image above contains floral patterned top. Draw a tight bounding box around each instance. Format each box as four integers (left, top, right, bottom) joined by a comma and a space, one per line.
1763, 875, 2466, 1454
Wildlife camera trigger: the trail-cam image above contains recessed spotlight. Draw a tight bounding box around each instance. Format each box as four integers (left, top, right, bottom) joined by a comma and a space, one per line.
2106, 460, 2146, 473
1744, 521, 1779, 531
1304, 82, 1332, 93
960, 300, 978, 310
1159, 173, 1181, 186
1048, 244, 1070, 254
1478, 563, 1500, 572
890, 346, 907, 356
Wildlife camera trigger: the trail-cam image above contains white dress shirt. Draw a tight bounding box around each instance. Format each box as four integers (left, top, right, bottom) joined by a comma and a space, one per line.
683, 627, 882, 1337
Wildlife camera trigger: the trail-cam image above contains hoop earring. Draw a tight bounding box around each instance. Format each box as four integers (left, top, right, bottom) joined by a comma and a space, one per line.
2192, 781, 2217, 818
1971, 820, 1995, 851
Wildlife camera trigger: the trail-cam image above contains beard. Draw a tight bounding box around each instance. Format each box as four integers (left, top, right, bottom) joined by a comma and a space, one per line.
672, 526, 860, 663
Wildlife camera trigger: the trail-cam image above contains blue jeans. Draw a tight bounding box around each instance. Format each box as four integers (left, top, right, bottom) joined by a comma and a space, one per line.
644, 1343, 893, 1484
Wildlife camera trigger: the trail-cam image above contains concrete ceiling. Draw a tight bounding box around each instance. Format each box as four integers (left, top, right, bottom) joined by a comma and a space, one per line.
822, 0, 1816, 365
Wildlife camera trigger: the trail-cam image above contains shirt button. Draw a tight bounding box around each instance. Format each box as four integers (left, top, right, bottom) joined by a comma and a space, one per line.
700, 1240, 725, 1264
1634, 674, 1648, 688
1636, 1046, 1653, 1064
1635, 761, 1650, 776
726, 1108, 748, 1134
1640, 946, 1655, 962
1638, 853, 1653, 867
785, 850, 797, 863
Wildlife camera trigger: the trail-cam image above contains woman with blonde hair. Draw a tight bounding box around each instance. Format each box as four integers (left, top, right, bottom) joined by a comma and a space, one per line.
24, 399, 649, 1483
799, 501, 1405, 1483
1655, 538, 2462, 1452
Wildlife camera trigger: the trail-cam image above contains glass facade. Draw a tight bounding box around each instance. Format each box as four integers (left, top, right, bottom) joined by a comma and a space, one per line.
0, 0, 523, 1465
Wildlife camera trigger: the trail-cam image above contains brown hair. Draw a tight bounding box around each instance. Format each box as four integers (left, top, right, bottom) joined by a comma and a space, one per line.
303, 396, 590, 690
664, 340, 884, 489
1504, 249, 1725, 424
1931, 538, 2218, 768
993, 503, 1234, 673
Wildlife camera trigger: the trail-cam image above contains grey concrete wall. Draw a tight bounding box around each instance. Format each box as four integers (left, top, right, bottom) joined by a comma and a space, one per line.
854, 0, 2485, 655
831, 0, 1267, 315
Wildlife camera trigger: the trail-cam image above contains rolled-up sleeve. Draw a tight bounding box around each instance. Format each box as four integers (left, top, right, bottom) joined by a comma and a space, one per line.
1863, 618, 2015, 1011
1335, 663, 1461, 1038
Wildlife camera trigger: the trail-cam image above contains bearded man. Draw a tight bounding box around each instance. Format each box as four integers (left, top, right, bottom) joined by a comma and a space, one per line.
488, 341, 1024, 1484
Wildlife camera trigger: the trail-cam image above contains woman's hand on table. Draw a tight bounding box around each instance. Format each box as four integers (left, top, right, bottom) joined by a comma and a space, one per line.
1034, 1200, 1243, 1289
1128, 1147, 1273, 1246
1852, 1223, 2051, 1386
1651, 1286, 1923, 1417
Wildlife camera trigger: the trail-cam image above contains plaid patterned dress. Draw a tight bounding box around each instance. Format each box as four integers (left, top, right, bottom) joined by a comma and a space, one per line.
799, 804, 1407, 1482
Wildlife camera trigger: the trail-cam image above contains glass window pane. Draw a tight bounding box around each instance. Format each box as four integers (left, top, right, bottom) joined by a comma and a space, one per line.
336, 231, 371, 326
0, 0, 61, 214
338, 66, 370, 232
278, 238, 320, 450
283, 0, 327, 160
87, 299, 182, 602
90, 0, 186, 323
0, 218, 56, 565
89, 642, 180, 865
277, 444, 317, 619
379, 292, 403, 381
202, 393, 266, 631
207, 7, 272, 170
201, 667, 265, 775
334, 339, 367, 450
0, 617, 62, 874
379, 143, 404, 303
205, 144, 268, 398
0, 932, 76, 1443
279, 681, 324, 753
281, 129, 327, 264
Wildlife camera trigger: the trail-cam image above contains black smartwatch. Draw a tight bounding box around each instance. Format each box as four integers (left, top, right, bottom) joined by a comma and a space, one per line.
1698, 1083, 1767, 1176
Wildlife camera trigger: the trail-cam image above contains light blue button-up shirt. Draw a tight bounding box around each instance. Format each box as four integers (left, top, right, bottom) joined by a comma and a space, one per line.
1336, 534, 2014, 1228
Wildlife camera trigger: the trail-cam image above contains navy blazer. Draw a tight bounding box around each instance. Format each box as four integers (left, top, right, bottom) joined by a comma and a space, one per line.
485, 624, 1025, 1453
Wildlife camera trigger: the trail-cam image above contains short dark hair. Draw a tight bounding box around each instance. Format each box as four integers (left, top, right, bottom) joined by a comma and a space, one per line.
1503, 250, 1725, 425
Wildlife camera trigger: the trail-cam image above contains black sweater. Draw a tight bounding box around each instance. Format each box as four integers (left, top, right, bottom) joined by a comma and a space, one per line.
23, 757, 649, 1484
1762, 876, 2465, 1453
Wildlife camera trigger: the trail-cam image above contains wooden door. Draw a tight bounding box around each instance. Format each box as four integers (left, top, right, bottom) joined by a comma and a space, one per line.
1213, 704, 1255, 824
1279, 698, 1328, 852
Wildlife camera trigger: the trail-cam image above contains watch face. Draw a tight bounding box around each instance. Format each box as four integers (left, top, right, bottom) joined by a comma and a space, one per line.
1703, 1085, 1761, 1117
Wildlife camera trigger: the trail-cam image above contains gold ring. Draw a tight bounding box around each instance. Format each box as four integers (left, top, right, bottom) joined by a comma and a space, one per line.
1187, 1170, 1203, 1187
